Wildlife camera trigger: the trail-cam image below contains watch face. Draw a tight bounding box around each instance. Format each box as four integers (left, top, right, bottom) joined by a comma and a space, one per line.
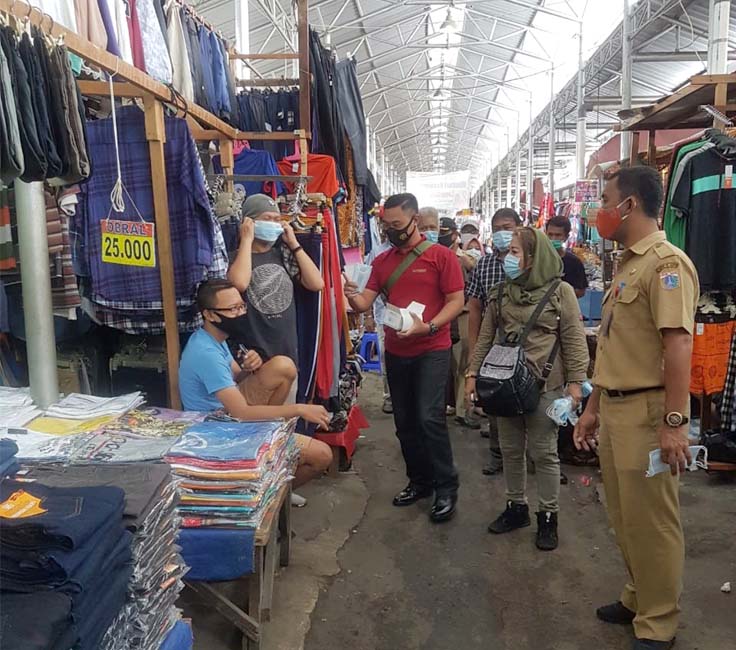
665, 412, 684, 427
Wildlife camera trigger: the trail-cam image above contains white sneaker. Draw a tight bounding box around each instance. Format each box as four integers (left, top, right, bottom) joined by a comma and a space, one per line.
291, 493, 308, 508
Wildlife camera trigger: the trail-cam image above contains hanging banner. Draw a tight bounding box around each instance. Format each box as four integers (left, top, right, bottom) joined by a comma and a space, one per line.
574, 179, 600, 203
101, 219, 156, 268
406, 170, 470, 213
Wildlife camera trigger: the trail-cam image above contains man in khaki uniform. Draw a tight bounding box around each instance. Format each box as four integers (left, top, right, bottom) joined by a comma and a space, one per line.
575, 166, 698, 650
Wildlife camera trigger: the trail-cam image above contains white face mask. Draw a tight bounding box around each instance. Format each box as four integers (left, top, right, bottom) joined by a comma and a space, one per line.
645, 446, 708, 477
466, 248, 482, 261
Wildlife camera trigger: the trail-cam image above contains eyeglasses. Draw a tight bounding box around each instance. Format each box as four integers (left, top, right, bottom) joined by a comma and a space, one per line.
211, 303, 247, 316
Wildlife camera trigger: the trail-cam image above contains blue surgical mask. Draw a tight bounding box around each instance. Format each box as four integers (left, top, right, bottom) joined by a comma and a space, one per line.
503, 253, 523, 279
254, 220, 284, 243
492, 230, 513, 251
424, 231, 439, 243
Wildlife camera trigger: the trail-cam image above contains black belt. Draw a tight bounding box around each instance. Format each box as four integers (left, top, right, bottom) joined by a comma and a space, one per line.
603, 386, 663, 398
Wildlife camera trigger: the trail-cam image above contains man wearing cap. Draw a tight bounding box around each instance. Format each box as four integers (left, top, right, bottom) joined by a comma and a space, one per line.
228, 194, 324, 365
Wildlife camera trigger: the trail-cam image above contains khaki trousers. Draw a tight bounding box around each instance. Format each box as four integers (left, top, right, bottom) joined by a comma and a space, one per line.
497, 390, 562, 512
453, 312, 470, 418
599, 389, 684, 642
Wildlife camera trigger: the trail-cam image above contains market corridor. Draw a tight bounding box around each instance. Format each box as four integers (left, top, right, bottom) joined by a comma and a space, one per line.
184, 375, 735, 650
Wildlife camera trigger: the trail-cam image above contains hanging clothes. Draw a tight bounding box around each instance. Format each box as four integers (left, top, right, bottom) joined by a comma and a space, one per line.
721, 328, 736, 434
95, 0, 121, 58
182, 11, 207, 108
136, 0, 173, 85
127, 0, 147, 72
165, 0, 194, 102
669, 130, 736, 291
294, 232, 323, 403
277, 152, 340, 198
0, 26, 46, 182
0, 37, 24, 186
74, 0, 109, 50
75, 106, 214, 307
0, 189, 15, 271
19, 32, 62, 179
335, 58, 368, 185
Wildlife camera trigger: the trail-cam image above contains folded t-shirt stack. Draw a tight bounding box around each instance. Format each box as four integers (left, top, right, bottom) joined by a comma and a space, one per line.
0, 480, 132, 650
20, 463, 188, 650
165, 419, 298, 529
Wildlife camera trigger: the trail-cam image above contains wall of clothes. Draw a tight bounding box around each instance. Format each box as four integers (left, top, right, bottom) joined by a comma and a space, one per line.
660, 128, 736, 461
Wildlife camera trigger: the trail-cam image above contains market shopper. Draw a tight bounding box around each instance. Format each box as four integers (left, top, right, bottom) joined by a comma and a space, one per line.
345, 193, 464, 523
227, 194, 324, 365
417, 206, 440, 242
545, 216, 589, 298
466, 227, 589, 550
574, 166, 698, 650
466, 208, 521, 474
179, 279, 333, 488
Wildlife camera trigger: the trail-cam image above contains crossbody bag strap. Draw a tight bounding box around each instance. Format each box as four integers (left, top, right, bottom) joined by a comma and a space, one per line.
495, 281, 507, 343
540, 321, 562, 380
380, 240, 434, 300
517, 279, 562, 347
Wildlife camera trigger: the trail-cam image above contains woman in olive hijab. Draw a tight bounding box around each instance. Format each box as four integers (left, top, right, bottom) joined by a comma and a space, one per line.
465, 227, 589, 551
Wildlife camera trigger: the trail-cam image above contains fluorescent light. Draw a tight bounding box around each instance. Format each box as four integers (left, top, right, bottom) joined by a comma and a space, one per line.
440, 8, 458, 33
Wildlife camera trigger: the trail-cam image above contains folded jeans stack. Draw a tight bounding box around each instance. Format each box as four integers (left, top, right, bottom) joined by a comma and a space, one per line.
20, 463, 188, 650
0, 439, 19, 478
0, 480, 132, 650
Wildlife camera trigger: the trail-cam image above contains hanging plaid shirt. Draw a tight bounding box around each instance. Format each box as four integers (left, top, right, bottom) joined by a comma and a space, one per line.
74, 106, 214, 307
465, 253, 505, 310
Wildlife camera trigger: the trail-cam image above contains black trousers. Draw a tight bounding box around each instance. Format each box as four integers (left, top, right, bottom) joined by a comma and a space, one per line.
386, 349, 459, 496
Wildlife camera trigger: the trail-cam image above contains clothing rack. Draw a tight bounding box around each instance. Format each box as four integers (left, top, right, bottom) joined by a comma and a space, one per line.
0, 0, 313, 409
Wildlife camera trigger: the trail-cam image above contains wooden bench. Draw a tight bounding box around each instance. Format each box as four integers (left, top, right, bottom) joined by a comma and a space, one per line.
185, 482, 292, 649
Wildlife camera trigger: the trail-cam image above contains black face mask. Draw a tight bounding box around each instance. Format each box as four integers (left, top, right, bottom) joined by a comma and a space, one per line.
210, 311, 249, 340
386, 221, 416, 248
438, 233, 454, 248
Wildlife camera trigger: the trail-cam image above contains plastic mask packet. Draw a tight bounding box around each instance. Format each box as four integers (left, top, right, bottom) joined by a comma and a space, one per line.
645, 445, 708, 478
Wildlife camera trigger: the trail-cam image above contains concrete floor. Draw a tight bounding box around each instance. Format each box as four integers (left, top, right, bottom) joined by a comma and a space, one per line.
183, 375, 736, 650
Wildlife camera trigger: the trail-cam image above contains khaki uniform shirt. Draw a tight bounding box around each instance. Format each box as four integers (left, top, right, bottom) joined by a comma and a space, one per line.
593, 231, 698, 391
469, 280, 590, 391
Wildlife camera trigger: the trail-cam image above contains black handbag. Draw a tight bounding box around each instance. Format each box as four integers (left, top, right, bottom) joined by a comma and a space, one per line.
475, 280, 561, 417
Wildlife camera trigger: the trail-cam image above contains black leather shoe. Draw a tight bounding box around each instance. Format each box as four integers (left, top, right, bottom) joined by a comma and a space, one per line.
596, 601, 636, 625
392, 484, 433, 507
430, 494, 456, 523
535, 511, 558, 551
632, 638, 675, 649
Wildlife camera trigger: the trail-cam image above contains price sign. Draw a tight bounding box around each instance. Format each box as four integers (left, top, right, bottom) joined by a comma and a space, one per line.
101, 220, 156, 268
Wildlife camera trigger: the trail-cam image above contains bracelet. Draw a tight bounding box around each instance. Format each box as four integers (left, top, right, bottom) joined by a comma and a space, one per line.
290, 246, 303, 255
465, 372, 477, 379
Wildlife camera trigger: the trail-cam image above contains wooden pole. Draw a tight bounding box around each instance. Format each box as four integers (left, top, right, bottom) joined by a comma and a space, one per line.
647, 130, 657, 166
627, 131, 640, 165
220, 140, 235, 192
143, 96, 181, 409
297, 0, 311, 140
714, 82, 728, 131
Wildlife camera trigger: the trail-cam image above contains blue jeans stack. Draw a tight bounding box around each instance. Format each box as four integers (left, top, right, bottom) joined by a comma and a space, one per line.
0, 479, 132, 650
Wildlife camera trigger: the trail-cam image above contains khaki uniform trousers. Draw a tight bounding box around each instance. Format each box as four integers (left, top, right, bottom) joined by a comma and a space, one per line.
599, 389, 684, 642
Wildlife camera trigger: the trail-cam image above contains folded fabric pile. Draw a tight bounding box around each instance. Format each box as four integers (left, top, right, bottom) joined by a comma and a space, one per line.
21, 464, 187, 650
165, 419, 298, 529
0, 480, 132, 650
0, 386, 41, 429
2, 404, 200, 465
44, 392, 145, 419
0, 439, 19, 478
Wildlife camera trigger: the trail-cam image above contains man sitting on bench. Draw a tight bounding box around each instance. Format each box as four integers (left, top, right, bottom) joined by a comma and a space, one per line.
179, 279, 333, 488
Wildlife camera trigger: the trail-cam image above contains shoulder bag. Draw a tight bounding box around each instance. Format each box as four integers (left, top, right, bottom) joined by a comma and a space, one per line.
475, 280, 561, 417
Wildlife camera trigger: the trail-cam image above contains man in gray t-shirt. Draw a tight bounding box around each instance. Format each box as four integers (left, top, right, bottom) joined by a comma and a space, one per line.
228, 195, 324, 363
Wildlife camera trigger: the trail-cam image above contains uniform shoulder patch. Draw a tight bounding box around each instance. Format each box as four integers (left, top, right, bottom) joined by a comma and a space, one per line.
660, 270, 680, 290
655, 261, 680, 273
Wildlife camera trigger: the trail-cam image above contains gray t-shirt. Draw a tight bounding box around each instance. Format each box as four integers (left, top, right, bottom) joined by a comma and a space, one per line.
242, 246, 299, 363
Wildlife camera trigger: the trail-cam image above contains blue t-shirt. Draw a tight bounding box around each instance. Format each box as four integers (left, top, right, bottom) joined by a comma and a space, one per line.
179, 328, 236, 411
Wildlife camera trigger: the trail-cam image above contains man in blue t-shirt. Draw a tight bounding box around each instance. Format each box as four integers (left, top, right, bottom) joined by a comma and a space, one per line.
179, 279, 333, 487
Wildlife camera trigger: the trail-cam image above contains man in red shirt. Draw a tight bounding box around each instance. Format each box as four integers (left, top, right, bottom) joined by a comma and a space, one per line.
345, 193, 465, 522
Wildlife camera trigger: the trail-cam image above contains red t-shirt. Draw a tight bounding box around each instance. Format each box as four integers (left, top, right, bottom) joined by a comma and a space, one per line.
367, 239, 464, 358
277, 154, 340, 197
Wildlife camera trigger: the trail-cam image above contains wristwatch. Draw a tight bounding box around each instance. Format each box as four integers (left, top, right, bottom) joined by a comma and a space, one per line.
427, 321, 439, 336
664, 411, 689, 427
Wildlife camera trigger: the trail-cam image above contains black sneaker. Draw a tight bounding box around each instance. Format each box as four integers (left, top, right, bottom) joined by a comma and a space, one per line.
487, 501, 531, 534
596, 601, 636, 625
535, 511, 558, 551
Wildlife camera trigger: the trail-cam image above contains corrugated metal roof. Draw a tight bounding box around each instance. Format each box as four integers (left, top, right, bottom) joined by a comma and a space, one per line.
196, 0, 736, 186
